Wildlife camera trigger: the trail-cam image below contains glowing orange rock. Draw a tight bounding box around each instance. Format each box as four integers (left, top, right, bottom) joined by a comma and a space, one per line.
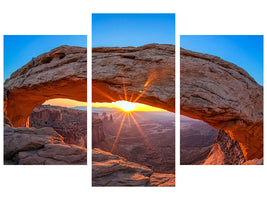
180, 48, 263, 161
4, 45, 87, 127
92, 43, 175, 112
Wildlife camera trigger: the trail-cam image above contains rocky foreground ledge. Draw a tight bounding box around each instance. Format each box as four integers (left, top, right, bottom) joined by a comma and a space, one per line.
92, 148, 175, 186
4, 125, 87, 165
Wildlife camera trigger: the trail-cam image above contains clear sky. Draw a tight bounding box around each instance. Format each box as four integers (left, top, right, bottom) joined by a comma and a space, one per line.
4, 35, 87, 81
180, 35, 263, 85
92, 13, 175, 47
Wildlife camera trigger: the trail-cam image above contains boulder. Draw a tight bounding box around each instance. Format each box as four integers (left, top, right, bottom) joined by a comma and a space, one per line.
4, 125, 87, 165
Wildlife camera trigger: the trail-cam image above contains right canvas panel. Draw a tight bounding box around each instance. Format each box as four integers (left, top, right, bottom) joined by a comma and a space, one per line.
180, 35, 263, 165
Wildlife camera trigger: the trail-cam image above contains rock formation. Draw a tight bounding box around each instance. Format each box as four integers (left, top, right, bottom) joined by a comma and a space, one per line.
203, 130, 245, 165
92, 148, 174, 186
92, 44, 262, 162
180, 48, 263, 161
92, 43, 175, 112
30, 105, 87, 148
4, 45, 87, 127
92, 113, 105, 147
30, 106, 62, 121
4, 125, 86, 165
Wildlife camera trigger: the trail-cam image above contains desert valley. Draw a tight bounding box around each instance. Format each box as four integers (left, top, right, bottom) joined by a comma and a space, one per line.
92, 108, 175, 186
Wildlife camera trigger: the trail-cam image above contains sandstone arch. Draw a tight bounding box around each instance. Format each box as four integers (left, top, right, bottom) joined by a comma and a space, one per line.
92, 44, 262, 161
92, 44, 175, 112
6, 44, 262, 161
180, 48, 263, 161
4, 45, 87, 127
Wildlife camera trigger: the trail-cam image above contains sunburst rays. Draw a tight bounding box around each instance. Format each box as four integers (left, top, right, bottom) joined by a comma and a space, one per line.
94, 74, 157, 153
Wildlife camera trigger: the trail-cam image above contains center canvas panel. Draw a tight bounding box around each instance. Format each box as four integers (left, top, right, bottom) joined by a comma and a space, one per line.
92, 13, 175, 186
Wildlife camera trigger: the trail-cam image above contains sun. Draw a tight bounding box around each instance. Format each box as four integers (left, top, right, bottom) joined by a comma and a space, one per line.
116, 101, 135, 112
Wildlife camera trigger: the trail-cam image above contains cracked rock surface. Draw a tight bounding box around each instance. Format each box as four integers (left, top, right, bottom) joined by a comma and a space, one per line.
92, 148, 175, 186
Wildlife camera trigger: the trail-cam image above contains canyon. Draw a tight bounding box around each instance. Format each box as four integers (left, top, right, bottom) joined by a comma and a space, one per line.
180, 115, 218, 165
30, 105, 87, 148
93, 110, 175, 174
180, 115, 246, 165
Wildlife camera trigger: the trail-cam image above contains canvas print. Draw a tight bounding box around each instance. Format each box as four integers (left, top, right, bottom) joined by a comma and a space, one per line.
180, 35, 263, 165
4, 35, 87, 165
92, 14, 175, 186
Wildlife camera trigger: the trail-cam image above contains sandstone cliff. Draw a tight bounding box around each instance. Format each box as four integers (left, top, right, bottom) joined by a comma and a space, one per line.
180, 48, 263, 161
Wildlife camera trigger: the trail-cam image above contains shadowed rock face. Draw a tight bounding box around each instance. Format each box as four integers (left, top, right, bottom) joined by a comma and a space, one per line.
4, 45, 87, 127
180, 48, 263, 160
92, 43, 175, 112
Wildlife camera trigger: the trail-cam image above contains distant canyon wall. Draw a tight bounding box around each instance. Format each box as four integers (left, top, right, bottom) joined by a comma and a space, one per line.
92, 113, 106, 146
30, 105, 87, 148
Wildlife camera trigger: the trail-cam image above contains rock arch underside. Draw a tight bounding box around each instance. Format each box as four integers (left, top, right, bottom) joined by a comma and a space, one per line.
180, 48, 263, 161
4, 45, 87, 127
4, 44, 263, 164
92, 44, 175, 112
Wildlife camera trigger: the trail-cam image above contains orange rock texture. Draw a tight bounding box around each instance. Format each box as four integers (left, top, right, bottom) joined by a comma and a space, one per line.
92, 148, 175, 186
92, 43, 175, 112
180, 48, 263, 161
4, 45, 87, 127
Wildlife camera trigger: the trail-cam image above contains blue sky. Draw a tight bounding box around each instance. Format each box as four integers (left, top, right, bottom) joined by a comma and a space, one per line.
4, 35, 87, 81
92, 13, 175, 47
180, 35, 263, 85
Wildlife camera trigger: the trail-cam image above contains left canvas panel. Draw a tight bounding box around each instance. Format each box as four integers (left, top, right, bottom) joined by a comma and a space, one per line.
3, 35, 87, 165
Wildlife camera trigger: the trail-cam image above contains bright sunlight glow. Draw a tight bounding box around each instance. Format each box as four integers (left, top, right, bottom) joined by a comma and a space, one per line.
116, 101, 135, 112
